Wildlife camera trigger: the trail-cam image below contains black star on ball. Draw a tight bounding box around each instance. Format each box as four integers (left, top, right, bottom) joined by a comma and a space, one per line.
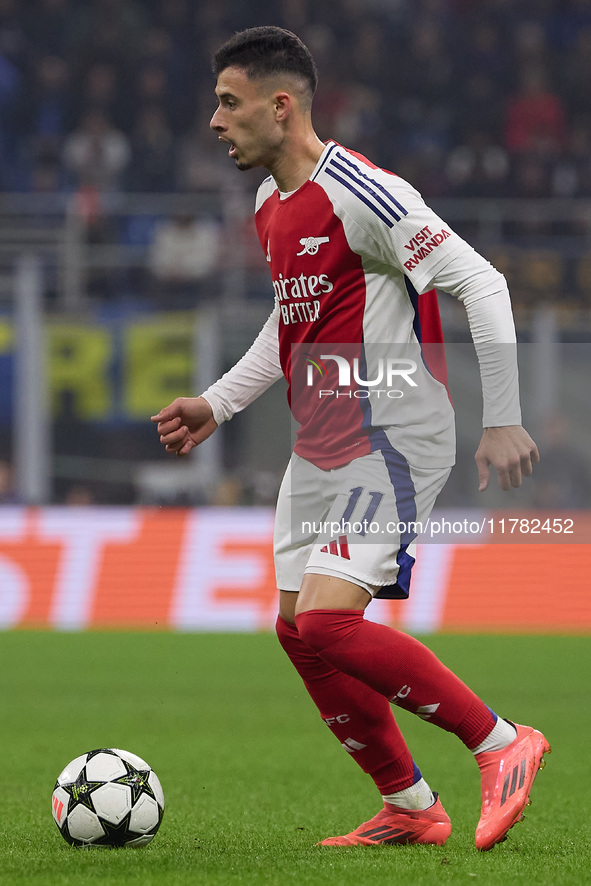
114, 760, 157, 806
92, 813, 135, 848
62, 770, 104, 812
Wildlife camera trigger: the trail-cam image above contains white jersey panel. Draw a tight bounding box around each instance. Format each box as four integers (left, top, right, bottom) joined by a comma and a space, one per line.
308, 146, 456, 467
312, 144, 467, 295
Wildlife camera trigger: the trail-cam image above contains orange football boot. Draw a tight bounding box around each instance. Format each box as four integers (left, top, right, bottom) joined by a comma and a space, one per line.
318, 794, 451, 846
475, 722, 551, 851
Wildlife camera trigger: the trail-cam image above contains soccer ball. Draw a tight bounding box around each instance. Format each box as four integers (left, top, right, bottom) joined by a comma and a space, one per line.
51, 748, 165, 848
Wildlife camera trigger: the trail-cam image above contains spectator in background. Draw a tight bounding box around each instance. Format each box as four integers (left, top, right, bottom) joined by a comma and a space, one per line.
148, 212, 220, 304
455, 72, 506, 146
551, 0, 591, 47
551, 119, 591, 199
0, 18, 21, 185
137, 23, 194, 131
175, 99, 230, 191
331, 83, 381, 161
71, 61, 125, 131
134, 63, 169, 116
397, 21, 455, 127
510, 154, 551, 201
459, 18, 508, 90
504, 66, 566, 157
127, 105, 175, 192
29, 155, 63, 193
62, 108, 131, 191
66, 0, 147, 70
0, 0, 590, 207
157, 0, 194, 62
19, 54, 71, 174
559, 24, 591, 118
23, 0, 72, 59
390, 21, 455, 194
0, 0, 26, 69
511, 19, 552, 74
137, 24, 175, 71
446, 129, 510, 197
308, 64, 348, 147
346, 17, 393, 90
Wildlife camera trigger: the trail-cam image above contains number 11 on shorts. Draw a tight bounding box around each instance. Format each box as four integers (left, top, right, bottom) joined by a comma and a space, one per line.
341, 487, 384, 536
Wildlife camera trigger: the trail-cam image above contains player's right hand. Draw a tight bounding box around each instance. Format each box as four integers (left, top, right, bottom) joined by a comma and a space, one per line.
151, 396, 218, 456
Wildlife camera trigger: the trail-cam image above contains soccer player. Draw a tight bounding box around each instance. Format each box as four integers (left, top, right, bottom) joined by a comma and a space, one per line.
152, 26, 549, 850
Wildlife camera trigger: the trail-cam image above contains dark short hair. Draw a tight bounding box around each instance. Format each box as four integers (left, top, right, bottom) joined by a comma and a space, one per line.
212, 26, 318, 99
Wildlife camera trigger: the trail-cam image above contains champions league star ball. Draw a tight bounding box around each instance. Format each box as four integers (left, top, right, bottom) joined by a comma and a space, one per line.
51, 748, 165, 848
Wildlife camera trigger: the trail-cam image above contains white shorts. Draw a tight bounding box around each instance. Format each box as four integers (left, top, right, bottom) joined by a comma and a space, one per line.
274, 450, 450, 599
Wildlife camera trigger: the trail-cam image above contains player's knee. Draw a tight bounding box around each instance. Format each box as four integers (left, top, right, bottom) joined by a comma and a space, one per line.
295, 608, 363, 653
294, 610, 324, 651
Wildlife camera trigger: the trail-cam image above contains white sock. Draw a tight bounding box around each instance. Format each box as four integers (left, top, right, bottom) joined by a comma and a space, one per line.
382, 777, 435, 811
472, 718, 517, 755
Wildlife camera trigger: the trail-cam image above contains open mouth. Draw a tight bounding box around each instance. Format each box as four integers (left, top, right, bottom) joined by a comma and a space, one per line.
219, 136, 237, 158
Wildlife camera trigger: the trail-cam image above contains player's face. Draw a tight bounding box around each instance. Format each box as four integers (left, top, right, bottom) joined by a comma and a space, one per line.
210, 67, 284, 172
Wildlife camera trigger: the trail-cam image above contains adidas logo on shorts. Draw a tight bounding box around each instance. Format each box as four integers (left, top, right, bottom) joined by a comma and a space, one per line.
320, 535, 350, 559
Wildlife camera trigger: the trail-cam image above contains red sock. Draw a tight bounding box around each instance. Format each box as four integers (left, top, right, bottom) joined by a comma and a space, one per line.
295, 609, 495, 750
276, 615, 416, 793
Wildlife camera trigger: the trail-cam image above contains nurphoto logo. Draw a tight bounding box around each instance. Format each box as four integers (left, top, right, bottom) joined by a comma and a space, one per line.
304, 353, 418, 399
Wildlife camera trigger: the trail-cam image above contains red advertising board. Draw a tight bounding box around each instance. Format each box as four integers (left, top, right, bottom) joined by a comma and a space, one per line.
0, 507, 588, 633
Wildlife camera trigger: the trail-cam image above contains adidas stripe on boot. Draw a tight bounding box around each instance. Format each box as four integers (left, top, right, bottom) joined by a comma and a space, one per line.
317, 794, 451, 847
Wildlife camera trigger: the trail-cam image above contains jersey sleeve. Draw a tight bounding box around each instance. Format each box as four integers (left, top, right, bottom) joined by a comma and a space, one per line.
383, 178, 470, 293
431, 249, 522, 427
327, 168, 467, 294
326, 163, 522, 428
201, 303, 283, 424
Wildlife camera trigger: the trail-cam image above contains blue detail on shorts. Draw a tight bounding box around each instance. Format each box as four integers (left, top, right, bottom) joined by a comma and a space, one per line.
388, 543, 415, 598
370, 429, 418, 600
370, 430, 417, 543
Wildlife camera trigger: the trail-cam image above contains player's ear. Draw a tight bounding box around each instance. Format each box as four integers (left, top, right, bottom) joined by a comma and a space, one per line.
274, 91, 292, 122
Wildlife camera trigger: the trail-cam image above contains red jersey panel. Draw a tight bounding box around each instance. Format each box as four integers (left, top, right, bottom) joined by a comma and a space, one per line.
254, 142, 458, 470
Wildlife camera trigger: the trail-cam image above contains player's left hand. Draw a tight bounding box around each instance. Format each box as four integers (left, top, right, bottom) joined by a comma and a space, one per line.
475, 425, 540, 492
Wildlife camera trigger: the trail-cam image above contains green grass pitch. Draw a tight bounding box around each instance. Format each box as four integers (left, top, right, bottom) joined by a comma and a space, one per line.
0, 631, 589, 885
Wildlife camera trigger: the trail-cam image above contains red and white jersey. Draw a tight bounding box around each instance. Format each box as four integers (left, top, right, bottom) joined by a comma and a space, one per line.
254, 141, 460, 470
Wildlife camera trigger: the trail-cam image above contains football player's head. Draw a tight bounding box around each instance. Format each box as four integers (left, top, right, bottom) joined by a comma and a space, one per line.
212, 26, 318, 111
210, 27, 319, 173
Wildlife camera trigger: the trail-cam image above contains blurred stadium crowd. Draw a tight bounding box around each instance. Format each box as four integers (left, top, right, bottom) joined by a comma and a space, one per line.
0, 0, 590, 200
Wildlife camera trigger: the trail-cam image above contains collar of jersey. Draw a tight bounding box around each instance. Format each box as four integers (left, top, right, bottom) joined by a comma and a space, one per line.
275, 141, 337, 201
